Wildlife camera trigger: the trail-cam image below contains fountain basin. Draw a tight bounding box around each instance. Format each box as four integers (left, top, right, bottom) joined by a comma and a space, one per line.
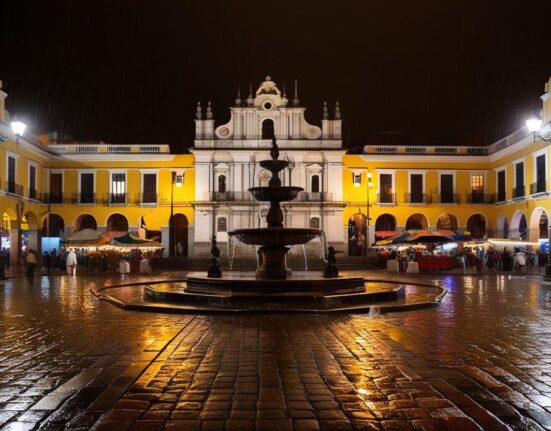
248, 186, 303, 202
229, 227, 321, 246
259, 159, 289, 173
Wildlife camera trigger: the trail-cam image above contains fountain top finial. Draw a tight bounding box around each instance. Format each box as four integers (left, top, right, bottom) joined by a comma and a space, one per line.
270, 138, 279, 161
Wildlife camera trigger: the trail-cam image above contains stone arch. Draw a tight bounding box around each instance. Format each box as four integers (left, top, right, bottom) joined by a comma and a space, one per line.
23, 211, 38, 230
261, 118, 275, 139
496, 215, 509, 239
348, 213, 367, 256
405, 213, 428, 231
529, 207, 549, 241
375, 214, 397, 239
436, 213, 458, 232
169, 213, 189, 257
510, 210, 528, 240
466, 213, 486, 239
75, 214, 97, 232
105, 213, 128, 237
42, 213, 65, 238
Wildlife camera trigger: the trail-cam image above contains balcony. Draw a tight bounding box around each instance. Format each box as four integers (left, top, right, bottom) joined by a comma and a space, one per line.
297, 192, 332, 202
73, 193, 96, 204
5, 181, 23, 196
405, 193, 431, 204
530, 181, 547, 195
466, 192, 495, 204
437, 193, 460, 204
41, 193, 64, 204
29, 188, 37, 200
106, 193, 127, 205
377, 192, 395, 204
140, 193, 158, 205
512, 186, 525, 199
496, 190, 507, 203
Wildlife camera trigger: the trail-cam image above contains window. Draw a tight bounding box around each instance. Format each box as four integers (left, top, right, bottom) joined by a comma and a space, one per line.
497, 170, 506, 202
49, 173, 63, 203
310, 217, 320, 229
218, 175, 226, 193
409, 174, 423, 203
514, 162, 525, 198
379, 174, 393, 203
440, 174, 454, 203
7, 156, 16, 194
353, 173, 361, 187
80, 173, 94, 204
29, 165, 37, 199
262, 119, 275, 139
111, 173, 126, 204
217, 217, 227, 232
142, 173, 157, 203
535, 154, 546, 193
470, 174, 484, 203
311, 175, 320, 193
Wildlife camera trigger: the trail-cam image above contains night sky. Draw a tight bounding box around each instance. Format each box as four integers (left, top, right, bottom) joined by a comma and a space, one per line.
1, 1, 551, 152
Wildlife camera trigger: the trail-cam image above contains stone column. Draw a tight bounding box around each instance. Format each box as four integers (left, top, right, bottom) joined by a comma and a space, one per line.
27, 229, 41, 260
9, 227, 19, 268
161, 226, 170, 257
187, 225, 195, 257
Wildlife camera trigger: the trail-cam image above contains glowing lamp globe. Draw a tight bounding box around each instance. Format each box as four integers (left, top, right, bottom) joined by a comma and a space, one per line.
526, 117, 542, 134
11, 120, 27, 137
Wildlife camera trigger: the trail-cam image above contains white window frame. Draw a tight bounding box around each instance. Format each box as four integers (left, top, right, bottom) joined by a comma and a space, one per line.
6, 151, 20, 185
78, 170, 97, 205
214, 163, 231, 192
407, 170, 426, 203
532, 148, 548, 192
494, 166, 507, 202
306, 163, 323, 193
376, 169, 396, 194
437, 170, 456, 203
512, 158, 525, 188
47, 169, 65, 194
140, 169, 159, 205
109, 170, 127, 204
27, 160, 38, 198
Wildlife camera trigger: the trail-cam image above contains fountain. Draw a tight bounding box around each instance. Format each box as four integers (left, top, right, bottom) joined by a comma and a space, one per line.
184, 138, 366, 295
98, 138, 446, 313
230, 138, 321, 279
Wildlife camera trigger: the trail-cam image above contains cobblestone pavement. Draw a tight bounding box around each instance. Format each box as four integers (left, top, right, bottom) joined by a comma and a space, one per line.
1, 273, 551, 430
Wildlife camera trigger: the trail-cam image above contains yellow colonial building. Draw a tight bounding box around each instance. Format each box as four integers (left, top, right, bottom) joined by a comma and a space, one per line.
0, 76, 549, 265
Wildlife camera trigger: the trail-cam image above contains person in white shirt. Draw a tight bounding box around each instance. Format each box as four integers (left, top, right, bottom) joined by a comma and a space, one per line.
66, 249, 77, 276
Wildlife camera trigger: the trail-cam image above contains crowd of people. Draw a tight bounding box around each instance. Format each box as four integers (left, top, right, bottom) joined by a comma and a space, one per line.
376, 245, 548, 273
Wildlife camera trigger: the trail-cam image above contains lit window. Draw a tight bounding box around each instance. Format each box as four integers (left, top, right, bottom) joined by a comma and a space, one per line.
353, 173, 361, 187
471, 175, 484, 193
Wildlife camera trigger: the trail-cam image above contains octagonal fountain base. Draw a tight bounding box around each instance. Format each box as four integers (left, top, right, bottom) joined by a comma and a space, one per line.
185, 271, 366, 295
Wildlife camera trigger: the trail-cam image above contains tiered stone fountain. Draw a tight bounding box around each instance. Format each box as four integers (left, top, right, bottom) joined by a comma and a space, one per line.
184, 139, 365, 295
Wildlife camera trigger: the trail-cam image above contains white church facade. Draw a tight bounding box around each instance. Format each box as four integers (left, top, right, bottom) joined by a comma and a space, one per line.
190, 76, 347, 256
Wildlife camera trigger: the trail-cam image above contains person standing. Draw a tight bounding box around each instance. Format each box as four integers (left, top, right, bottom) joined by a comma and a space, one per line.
25, 250, 37, 284
66, 248, 77, 276
43, 251, 52, 275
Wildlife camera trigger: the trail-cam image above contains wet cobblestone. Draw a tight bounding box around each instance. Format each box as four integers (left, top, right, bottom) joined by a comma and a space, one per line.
1, 273, 551, 430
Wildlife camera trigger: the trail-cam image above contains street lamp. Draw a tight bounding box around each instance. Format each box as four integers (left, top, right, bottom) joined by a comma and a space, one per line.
525, 115, 551, 280
366, 172, 373, 256
170, 171, 184, 258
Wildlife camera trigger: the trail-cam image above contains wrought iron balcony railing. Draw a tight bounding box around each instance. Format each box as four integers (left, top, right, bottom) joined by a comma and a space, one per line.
512, 186, 525, 199
377, 192, 395, 204
140, 193, 158, 204
466, 192, 495, 204
73, 193, 96, 204
530, 181, 546, 195
405, 193, 431, 204
437, 193, 460, 204
5, 181, 23, 196
106, 193, 127, 205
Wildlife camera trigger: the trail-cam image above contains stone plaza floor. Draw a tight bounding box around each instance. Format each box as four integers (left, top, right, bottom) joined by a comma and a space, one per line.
1, 272, 551, 430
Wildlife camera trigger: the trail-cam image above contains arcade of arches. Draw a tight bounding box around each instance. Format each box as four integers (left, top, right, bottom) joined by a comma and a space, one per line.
348, 213, 367, 256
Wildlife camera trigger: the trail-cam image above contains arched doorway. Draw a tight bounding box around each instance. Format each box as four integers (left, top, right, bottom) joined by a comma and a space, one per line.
405, 213, 428, 231
262, 119, 275, 139
42, 214, 65, 238
510, 211, 527, 240
436, 214, 458, 232
76, 214, 97, 231
106, 213, 128, 238
467, 214, 486, 239
170, 214, 188, 257
497, 215, 509, 239
348, 213, 367, 256
375, 214, 396, 240
529, 208, 549, 242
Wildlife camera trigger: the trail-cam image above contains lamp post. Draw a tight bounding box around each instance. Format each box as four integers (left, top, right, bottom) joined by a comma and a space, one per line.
526, 115, 551, 280
10, 120, 26, 275
366, 172, 373, 256
169, 171, 183, 258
